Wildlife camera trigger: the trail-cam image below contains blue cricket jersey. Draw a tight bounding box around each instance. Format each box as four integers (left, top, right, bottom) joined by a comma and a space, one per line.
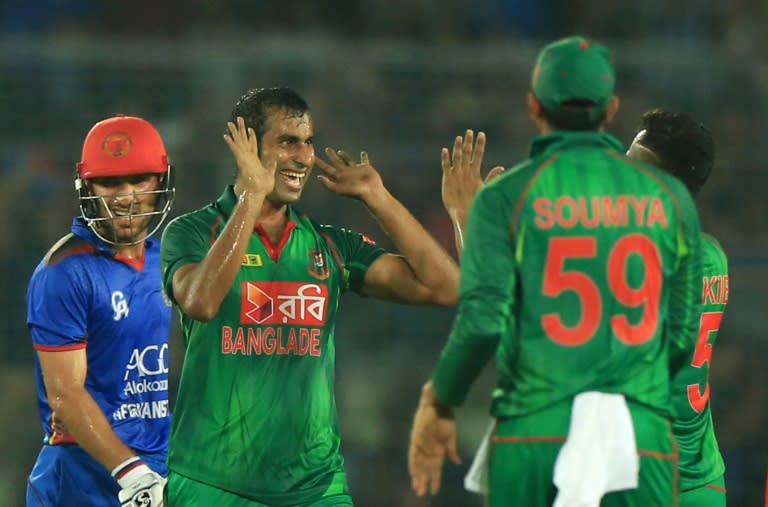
27, 218, 171, 454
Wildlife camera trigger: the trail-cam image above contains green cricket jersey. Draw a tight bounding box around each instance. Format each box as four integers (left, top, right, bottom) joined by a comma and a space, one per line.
160, 186, 385, 505
672, 232, 728, 490
433, 131, 702, 420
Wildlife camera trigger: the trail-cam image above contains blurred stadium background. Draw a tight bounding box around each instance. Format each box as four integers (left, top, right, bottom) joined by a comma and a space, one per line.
1, 1, 767, 505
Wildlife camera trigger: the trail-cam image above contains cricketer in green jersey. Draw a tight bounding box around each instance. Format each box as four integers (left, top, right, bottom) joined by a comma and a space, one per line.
160, 88, 460, 507
409, 36, 704, 507
627, 109, 727, 507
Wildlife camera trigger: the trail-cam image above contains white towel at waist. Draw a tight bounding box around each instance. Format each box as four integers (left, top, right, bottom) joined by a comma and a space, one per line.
464, 420, 495, 495
552, 391, 639, 507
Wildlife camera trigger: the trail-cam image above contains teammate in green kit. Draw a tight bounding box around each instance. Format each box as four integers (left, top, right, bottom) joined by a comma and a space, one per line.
408, 36, 703, 506
160, 87, 460, 507
627, 109, 726, 506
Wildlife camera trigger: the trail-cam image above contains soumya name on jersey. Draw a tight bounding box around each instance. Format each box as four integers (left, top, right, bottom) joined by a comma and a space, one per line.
533, 194, 669, 229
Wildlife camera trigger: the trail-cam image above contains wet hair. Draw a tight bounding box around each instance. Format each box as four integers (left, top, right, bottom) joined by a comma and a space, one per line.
229, 87, 311, 147
540, 100, 605, 131
636, 109, 715, 195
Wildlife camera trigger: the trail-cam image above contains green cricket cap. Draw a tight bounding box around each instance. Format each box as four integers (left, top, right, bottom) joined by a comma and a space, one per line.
532, 36, 615, 127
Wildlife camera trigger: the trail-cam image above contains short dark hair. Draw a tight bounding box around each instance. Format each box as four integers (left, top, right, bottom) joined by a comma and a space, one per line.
637, 109, 714, 195
540, 99, 605, 131
229, 87, 311, 146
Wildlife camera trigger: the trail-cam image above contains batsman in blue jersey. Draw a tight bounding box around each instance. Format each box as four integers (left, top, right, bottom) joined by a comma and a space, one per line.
25, 115, 175, 507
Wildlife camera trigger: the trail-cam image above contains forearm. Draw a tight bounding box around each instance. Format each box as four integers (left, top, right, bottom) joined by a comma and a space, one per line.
52, 389, 134, 471
447, 208, 468, 258
175, 191, 264, 320
431, 295, 502, 406
366, 189, 459, 299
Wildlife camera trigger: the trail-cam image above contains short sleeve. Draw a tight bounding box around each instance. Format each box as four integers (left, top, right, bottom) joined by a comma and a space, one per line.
160, 214, 209, 304
27, 262, 89, 350
319, 225, 386, 293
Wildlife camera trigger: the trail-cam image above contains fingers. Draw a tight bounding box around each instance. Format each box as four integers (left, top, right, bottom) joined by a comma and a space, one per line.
451, 135, 463, 170
408, 445, 428, 497
223, 117, 257, 153
316, 174, 336, 192
447, 436, 462, 465
440, 147, 451, 173
330, 148, 353, 166
428, 465, 443, 496
321, 147, 349, 173
360, 151, 369, 166
471, 132, 487, 171
485, 165, 506, 183
462, 129, 475, 166
314, 153, 338, 177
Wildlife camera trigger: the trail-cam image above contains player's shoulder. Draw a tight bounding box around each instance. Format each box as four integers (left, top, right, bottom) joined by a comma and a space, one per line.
163, 204, 220, 236
701, 232, 728, 264
304, 215, 379, 250
617, 151, 692, 198
480, 159, 536, 201
43, 233, 98, 267
29, 233, 96, 291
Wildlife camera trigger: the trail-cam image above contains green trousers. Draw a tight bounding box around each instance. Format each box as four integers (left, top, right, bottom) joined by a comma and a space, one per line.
164, 471, 353, 507
488, 399, 678, 507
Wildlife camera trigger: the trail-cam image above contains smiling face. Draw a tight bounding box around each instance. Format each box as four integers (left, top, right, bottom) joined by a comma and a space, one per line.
259, 107, 315, 205
86, 173, 161, 244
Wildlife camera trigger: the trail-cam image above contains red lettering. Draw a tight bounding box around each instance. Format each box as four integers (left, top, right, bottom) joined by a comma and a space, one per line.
603, 196, 628, 227
263, 328, 276, 354
721, 275, 729, 304
533, 198, 554, 229
219, 326, 324, 357
233, 328, 246, 354
646, 197, 668, 228
222, 326, 233, 354
299, 328, 310, 355
286, 329, 298, 354
702, 276, 717, 304
580, 197, 601, 228
247, 328, 261, 355
276, 329, 289, 355
309, 329, 322, 356
555, 196, 578, 228
627, 196, 648, 226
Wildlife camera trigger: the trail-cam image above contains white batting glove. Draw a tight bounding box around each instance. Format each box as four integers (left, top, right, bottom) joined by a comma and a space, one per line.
112, 456, 166, 507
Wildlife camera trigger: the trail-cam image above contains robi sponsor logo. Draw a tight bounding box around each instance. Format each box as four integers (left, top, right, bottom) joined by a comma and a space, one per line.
240, 281, 328, 326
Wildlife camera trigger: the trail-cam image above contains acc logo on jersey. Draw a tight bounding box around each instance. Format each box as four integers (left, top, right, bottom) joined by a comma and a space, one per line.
123, 343, 169, 380
240, 281, 328, 326
111, 290, 130, 321
307, 249, 329, 280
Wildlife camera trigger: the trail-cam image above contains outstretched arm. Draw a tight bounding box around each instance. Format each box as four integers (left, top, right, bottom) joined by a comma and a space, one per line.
315, 149, 458, 306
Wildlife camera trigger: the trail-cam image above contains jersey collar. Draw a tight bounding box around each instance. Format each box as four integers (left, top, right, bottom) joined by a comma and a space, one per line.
70, 217, 157, 254
529, 131, 625, 159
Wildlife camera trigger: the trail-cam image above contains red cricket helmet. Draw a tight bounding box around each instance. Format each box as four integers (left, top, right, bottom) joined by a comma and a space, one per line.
74, 114, 175, 246
77, 114, 169, 178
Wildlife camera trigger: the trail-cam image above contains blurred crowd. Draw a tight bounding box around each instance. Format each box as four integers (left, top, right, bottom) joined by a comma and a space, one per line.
1, 1, 767, 506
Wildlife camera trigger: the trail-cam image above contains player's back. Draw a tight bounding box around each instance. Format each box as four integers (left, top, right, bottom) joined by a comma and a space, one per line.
485, 131, 701, 418
672, 232, 728, 489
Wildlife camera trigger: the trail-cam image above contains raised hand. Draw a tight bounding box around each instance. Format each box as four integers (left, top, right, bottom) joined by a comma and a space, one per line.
224, 116, 276, 198
315, 148, 385, 201
441, 130, 504, 215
